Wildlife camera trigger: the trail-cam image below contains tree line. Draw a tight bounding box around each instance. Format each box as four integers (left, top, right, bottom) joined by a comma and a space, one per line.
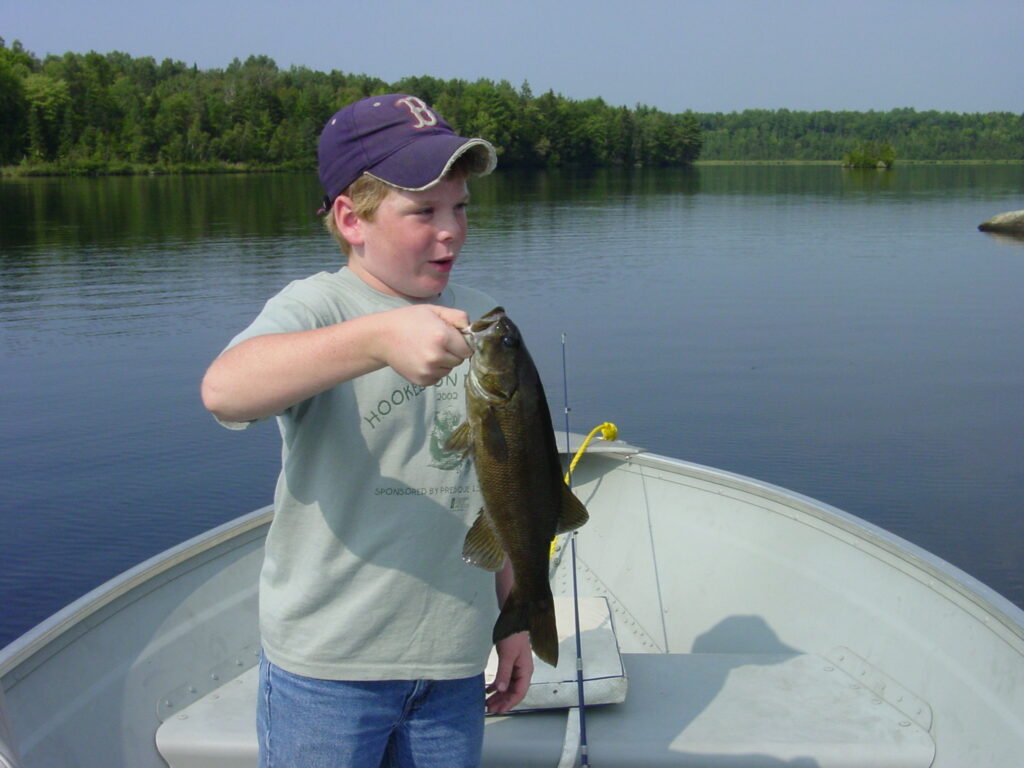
698, 108, 1023, 162
2, 40, 1021, 175
0, 41, 700, 172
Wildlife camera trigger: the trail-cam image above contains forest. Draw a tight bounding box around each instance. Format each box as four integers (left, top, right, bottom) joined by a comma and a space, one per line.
1, 40, 1021, 174
698, 108, 1023, 162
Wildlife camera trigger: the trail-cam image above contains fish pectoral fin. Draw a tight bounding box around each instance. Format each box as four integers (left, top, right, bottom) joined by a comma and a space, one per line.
555, 486, 590, 534
445, 422, 473, 456
481, 409, 508, 462
462, 511, 507, 571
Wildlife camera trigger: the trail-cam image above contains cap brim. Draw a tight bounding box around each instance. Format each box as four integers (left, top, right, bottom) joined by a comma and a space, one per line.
366, 136, 497, 191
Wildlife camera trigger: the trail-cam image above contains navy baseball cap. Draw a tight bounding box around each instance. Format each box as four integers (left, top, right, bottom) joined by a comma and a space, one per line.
317, 94, 497, 210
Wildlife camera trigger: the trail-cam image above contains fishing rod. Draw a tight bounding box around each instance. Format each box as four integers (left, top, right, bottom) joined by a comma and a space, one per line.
560, 332, 591, 768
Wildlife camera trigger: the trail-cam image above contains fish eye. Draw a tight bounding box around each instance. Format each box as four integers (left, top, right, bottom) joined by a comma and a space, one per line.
501, 334, 518, 348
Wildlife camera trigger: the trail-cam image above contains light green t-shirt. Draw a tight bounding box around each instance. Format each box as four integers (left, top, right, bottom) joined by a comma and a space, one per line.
222, 267, 499, 680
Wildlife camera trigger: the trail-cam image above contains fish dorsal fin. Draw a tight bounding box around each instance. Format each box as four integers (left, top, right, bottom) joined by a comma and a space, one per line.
445, 421, 473, 456
462, 510, 506, 572
555, 486, 590, 534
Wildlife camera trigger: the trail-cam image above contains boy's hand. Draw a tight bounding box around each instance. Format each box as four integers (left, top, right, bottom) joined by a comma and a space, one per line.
382, 305, 474, 386
486, 631, 534, 714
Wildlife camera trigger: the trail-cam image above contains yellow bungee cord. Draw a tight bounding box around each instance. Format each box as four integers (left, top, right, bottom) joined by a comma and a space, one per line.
551, 422, 618, 559
563, 421, 618, 485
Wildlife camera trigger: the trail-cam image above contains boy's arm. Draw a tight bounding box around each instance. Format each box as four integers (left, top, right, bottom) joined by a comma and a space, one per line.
486, 561, 534, 714
201, 304, 472, 424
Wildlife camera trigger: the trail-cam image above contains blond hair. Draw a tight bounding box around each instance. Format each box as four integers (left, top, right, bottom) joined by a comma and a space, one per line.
324, 175, 392, 256
323, 150, 487, 256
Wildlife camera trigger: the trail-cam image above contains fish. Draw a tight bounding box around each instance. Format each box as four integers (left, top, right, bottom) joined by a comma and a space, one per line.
446, 307, 589, 666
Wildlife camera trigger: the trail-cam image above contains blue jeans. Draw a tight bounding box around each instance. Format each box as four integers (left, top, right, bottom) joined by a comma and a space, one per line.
257, 654, 485, 768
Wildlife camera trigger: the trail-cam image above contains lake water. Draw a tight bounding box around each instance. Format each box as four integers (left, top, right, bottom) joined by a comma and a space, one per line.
1, 165, 1022, 648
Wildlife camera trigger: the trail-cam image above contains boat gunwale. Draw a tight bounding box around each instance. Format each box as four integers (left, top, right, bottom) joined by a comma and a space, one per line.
0, 506, 274, 683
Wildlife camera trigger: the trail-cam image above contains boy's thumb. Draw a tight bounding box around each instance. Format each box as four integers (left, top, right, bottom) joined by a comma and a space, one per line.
491, 656, 511, 692
430, 305, 471, 332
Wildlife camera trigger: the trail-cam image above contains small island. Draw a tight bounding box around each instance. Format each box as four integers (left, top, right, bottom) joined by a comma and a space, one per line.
842, 141, 896, 169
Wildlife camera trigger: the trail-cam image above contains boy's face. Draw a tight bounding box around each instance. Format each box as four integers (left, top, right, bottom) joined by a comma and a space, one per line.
347, 175, 470, 301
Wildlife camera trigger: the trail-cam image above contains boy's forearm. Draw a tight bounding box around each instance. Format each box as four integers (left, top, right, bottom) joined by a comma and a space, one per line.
201, 304, 473, 424
201, 315, 388, 423
495, 559, 514, 606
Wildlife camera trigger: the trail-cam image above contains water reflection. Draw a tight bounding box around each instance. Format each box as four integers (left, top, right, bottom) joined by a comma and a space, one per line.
0, 173, 324, 251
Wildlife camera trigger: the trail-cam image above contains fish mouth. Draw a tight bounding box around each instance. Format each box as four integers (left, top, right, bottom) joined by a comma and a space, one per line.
461, 307, 506, 350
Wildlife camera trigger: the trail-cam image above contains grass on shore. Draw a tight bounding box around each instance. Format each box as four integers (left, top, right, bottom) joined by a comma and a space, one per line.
3, 158, 1021, 178
0, 160, 313, 178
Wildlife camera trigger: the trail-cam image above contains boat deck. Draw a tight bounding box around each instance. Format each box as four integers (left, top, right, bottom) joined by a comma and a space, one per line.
155, 578, 936, 767
157, 651, 935, 767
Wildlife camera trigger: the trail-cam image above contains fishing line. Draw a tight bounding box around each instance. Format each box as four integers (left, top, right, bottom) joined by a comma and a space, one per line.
560, 332, 591, 767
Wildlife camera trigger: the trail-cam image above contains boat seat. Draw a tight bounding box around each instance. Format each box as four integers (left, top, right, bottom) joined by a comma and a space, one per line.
157, 600, 935, 767
156, 597, 626, 767
485, 596, 629, 712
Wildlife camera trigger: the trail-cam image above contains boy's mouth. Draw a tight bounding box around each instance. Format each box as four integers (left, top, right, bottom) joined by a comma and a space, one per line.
429, 256, 455, 273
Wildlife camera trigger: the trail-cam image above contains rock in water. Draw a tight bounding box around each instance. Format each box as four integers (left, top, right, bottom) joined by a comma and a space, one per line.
978, 210, 1024, 234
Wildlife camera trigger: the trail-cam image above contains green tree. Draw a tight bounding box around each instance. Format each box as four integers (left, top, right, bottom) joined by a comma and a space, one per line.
23, 73, 70, 159
0, 40, 33, 163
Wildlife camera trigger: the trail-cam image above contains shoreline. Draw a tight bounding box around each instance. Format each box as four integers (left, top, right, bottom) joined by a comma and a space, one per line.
3, 158, 1021, 178
0, 161, 311, 179
693, 159, 1024, 166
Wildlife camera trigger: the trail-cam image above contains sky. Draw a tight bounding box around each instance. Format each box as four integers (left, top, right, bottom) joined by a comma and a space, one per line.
3, 0, 1022, 114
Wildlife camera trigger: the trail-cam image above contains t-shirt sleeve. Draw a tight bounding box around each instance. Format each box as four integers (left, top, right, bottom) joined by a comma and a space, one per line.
213, 278, 344, 430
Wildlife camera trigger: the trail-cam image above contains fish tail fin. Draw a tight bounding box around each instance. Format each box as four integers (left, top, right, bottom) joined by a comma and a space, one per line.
529, 599, 559, 667
493, 589, 559, 667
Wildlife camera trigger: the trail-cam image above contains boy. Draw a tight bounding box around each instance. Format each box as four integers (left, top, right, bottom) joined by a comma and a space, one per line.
201, 94, 533, 768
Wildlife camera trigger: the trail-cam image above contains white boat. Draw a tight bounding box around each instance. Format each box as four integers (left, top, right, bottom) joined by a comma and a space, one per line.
2, 433, 1022, 767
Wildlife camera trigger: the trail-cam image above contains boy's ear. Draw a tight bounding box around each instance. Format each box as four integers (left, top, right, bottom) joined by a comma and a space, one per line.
333, 195, 364, 249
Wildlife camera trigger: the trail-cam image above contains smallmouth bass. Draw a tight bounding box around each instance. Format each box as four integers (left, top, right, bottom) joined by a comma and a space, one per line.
446, 308, 589, 666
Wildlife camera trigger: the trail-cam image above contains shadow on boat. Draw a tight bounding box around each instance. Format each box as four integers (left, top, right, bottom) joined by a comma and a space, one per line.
691, 613, 801, 655
483, 615, 823, 767
619, 616, 819, 767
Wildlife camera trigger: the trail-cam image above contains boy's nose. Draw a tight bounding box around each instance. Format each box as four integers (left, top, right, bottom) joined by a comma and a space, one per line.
436, 217, 464, 242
